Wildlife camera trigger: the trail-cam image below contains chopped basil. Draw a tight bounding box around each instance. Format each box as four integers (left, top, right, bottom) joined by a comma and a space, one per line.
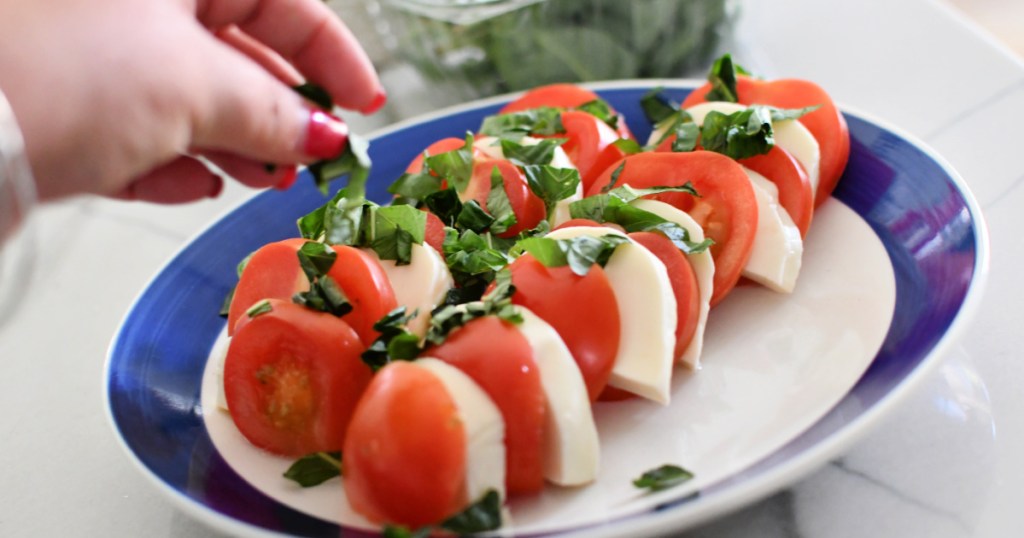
522, 165, 581, 215
700, 107, 775, 160
704, 53, 744, 103
367, 205, 427, 265
601, 161, 627, 193
499, 138, 564, 166
219, 286, 234, 318
612, 138, 643, 155
387, 171, 444, 201
283, 451, 342, 487
426, 269, 520, 346
292, 82, 333, 111
485, 167, 517, 235
478, 107, 564, 139
576, 98, 621, 132
640, 87, 679, 125
423, 134, 475, 193
671, 122, 701, 152
456, 200, 495, 233
292, 242, 353, 317
383, 489, 502, 538
296, 242, 337, 281
424, 188, 463, 226
235, 251, 254, 278
245, 299, 273, 319
514, 234, 628, 276
632, 464, 694, 492
443, 229, 511, 278
307, 132, 371, 196
361, 307, 421, 371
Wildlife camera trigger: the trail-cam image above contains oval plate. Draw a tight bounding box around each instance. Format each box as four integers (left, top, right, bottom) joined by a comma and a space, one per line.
105, 81, 988, 537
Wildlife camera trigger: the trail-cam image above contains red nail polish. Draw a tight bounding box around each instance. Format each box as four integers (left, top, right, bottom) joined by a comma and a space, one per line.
303, 110, 349, 160
274, 165, 299, 190
360, 89, 387, 115
207, 174, 224, 199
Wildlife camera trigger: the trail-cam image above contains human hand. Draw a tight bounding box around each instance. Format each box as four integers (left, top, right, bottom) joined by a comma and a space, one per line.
0, 0, 384, 203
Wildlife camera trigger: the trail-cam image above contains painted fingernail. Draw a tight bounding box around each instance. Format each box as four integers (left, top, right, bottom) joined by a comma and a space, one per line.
274, 164, 299, 190
208, 174, 224, 198
302, 109, 349, 160
360, 89, 387, 115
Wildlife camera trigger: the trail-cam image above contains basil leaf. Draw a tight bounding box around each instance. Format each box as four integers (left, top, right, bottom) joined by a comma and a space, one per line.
296, 242, 337, 281
307, 132, 371, 196
388, 171, 444, 201
443, 229, 511, 277
325, 193, 372, 246
361, 307, 421, 371
456, 200, 495, 233
613, 138, 643, 155
479, 107, 564, 139
424, 134, 475, 192
424, 188, 463, 227
766, 104, 821, 122
426, 270, 520, 346
522, 165, 581, 213
291, 82, 333, 111
283, 451, 342, 487
671, 121, 700, 152
439, 489, 503, 534
293, 275, 352, 317
499, 138, 564, 166
367, 205, 427, 265
632, 464, 694, 491
640, 87, 678, 125
245, 299, 273, 319
219, 287, 235, 318
382, 526, 431, 538
515, 234, 627, 276
700, 108, 774, 160
576, 98, 621, 132
485, 166, 517, 235
514, 237, 568, 268
705, 53, 741, 103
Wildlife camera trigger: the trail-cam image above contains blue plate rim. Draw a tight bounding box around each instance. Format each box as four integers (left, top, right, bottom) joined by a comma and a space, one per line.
102, 79, 992, 538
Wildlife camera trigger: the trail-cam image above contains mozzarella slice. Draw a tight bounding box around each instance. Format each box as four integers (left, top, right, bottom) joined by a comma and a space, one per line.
544, 226, 676, 404
366, 243, 453, 337
628, 199, 715, 369
680, 101, 822, 197
415, 358, 507, 504
514, 307, 600, 486
742, 170, 804, 293
473, 135, 582, 227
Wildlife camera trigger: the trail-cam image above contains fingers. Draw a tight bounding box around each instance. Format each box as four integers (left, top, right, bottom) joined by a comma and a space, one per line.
215, 25, 303, 87
111, 156, 223, 204
196, 0, 385, 113
203, 151, 299, 190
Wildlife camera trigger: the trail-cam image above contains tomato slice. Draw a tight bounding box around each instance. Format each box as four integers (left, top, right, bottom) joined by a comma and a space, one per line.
223, 299, 371, 457
343, 361, 467, 528
556, 110, 629, 193
499, 83, 634, 140
464, 158, 547, 238
627, 231, 700, 360
425, 316, 546, 495
682, 76, 850, 207
586, 152, 758, 306
422, 210, 446, 255
505, 254, 620, 402
227, 240, 397, 345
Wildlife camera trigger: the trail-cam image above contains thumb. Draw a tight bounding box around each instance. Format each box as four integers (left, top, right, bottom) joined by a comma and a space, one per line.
187, 32, 349, 165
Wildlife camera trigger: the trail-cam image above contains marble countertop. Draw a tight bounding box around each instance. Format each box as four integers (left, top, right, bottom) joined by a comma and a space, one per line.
1, 0, 1021, 536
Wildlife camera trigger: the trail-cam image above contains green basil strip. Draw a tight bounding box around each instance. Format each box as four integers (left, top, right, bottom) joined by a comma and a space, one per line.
245, 299, 273, 319
387, 171, 444, 201
423, 134, 475, 193
704, 53, 742, 103
485, 166, 517, 235
576, 98, 621, 132
478, 107, 565, 139
296, 242, 337, 281
283, 451, 342, 487
367, 205, 427, 265
514, 234, 628, 276
633, 464, 694, 492
700, 107, 774, 160
522, 165, 581, 214
291, 82, 333, 111
499, 138, 565, 166
361, 307, 421, 371
640, 87, 679, 125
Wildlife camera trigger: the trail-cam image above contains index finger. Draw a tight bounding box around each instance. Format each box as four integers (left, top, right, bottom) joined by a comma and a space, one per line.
196, 0, 384, 113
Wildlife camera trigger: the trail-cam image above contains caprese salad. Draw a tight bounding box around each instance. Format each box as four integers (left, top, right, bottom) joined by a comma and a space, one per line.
214, 54, 850, 535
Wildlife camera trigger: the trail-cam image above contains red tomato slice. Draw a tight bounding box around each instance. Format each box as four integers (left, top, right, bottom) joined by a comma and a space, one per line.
223, 299, 371, 457
404, 137, 470, 174
426, 316, 546, 495
422, 210, 446, 255
227, 240, 397, 345
738, 146, 813, 237
627, 231, 700, 361
499, 83, 634, 140
682, 76, 850, 206
343, 361, 467, 528
505, 255, 620, 402
586, 152, 758, 306
556, 110, 629, 193
464, 158, 546, 238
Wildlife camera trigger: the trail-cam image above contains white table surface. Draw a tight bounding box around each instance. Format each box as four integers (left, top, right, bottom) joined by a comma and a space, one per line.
2, 0, 1021, 536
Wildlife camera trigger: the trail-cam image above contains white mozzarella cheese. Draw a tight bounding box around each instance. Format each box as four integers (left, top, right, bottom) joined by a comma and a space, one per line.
628, 199, 715, 369
414, 358, 507, 503
473, 135, 582, 227
741, 170, 804, 293
544, 226, 676, 404
366, 243, 453, 337
681, 101, 822, 197
514, 307, 600, 486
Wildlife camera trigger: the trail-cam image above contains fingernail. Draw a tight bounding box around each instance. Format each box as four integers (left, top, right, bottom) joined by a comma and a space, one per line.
360, 89, 387, 115
302, 109, 349, 160
274, 164, 299, 190
208, 174, 224, 198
